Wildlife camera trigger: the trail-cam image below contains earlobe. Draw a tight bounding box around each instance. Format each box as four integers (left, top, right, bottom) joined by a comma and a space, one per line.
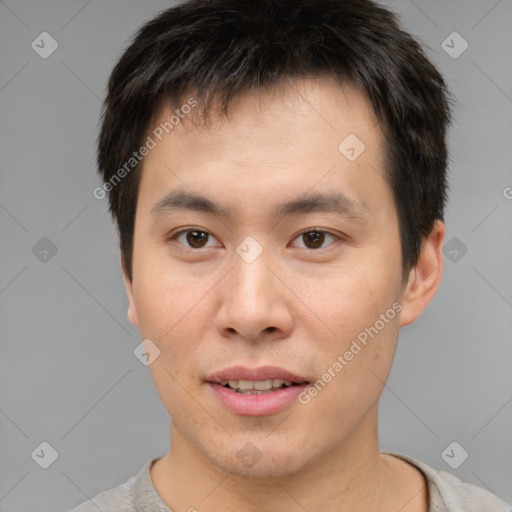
121, 257, 139, 327
399, 220, 445, 327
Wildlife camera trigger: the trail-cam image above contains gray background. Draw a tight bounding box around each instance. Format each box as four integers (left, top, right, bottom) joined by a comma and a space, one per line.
0, 1, 511, 510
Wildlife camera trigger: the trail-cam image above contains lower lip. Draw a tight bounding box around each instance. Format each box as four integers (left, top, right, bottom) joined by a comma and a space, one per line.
208, 382, 308, 416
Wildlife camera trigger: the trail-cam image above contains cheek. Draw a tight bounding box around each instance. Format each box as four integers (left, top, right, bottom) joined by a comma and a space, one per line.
295, 255, 401, 344
298, 316, 400, 440
134, 267, 213, 418
132, 259, 214, 365
293, 256, 401, 405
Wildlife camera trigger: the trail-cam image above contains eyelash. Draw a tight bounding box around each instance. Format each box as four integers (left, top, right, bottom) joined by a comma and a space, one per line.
167, 228, 341, 251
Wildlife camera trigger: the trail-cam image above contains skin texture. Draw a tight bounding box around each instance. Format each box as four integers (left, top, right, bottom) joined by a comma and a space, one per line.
122, 76, 445, 512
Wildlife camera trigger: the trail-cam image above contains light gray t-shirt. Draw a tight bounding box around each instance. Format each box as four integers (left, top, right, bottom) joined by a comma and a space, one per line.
65, 452, 509, 511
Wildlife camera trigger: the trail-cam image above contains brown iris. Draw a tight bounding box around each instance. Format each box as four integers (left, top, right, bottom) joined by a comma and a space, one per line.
302, 231, 325, 249
186, 230, 209, 248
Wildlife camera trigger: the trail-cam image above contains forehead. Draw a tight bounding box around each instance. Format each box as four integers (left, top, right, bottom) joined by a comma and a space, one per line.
149, 76, 381, 150
137, 76, 388, 215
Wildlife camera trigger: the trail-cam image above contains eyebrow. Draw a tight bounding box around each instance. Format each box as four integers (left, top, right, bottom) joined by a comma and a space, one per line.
150, 189, 370, 221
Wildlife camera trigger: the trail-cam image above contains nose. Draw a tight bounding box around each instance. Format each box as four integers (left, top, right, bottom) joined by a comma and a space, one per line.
214, 250, 294, 343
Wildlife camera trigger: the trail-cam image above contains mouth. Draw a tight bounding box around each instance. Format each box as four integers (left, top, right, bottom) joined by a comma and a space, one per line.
217, 378, 308, 395
206, 365, 310, 390
205, 365, 311, 415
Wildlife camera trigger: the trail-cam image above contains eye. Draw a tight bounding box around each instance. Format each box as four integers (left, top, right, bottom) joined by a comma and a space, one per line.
290, 229, 338, 250
168, 228, 339, 251
169, 229, 221, 249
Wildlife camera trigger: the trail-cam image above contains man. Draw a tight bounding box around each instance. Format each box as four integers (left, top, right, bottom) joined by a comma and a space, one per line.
71, 0, 507, 510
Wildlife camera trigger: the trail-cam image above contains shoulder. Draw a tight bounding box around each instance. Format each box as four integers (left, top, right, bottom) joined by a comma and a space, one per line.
386, 452, 510, 512
63, 460, 154, 512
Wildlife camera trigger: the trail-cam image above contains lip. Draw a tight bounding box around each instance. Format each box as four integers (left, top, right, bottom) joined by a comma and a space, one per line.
206, 365, 309, 384
205, 365, 310, 416
208, 382, 309, 416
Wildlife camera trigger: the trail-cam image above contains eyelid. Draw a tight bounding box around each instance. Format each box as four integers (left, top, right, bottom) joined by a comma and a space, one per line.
167, 226, 212, 238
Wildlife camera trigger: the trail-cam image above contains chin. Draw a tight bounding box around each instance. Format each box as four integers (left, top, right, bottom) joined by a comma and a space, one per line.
203, 436, 312, 479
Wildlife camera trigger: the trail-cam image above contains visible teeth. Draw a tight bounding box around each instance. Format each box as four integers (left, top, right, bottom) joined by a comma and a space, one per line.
220, 379, 296, 391
237, 379, 255, 391
254, 379, 273, 390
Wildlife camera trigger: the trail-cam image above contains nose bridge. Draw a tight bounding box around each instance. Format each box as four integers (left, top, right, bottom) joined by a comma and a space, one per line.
230, 245, 274, 310
216, 241, 293, 341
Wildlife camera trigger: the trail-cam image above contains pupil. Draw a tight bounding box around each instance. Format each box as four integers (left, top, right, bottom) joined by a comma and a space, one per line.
186, 230, 208, 248
304, 231, 324, 249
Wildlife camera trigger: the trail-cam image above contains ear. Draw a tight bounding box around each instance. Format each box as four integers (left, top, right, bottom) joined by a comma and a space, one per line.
400, 220, 445, 327
121, 257, 139, 327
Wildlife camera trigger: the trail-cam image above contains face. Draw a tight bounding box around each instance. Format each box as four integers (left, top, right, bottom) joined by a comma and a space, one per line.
123, 77, 424, 478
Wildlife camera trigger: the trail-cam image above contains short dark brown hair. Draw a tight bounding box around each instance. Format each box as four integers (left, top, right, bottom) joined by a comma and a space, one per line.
97, 0, 454, 281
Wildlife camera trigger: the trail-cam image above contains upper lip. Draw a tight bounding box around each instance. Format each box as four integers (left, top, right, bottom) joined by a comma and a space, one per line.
206, 365, 310, 384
